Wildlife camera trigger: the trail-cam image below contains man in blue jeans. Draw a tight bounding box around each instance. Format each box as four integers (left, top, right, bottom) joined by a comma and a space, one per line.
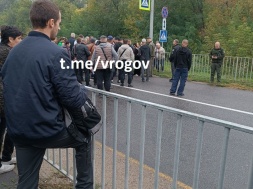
170, 39, 192, 97
2, 1, 93, 188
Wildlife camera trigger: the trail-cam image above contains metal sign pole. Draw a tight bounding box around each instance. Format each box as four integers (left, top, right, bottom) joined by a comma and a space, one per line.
160, 7, 168, 44
149, 0, 155, 39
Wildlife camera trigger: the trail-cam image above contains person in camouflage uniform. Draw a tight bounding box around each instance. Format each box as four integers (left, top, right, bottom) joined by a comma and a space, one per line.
0, 25, 22, 174
147, 37, 155, 77
210, 42, 225, 83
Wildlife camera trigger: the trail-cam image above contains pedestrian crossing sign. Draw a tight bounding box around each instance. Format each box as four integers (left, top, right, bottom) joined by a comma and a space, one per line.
139, 0, 150, 11
159, 30, 167, 42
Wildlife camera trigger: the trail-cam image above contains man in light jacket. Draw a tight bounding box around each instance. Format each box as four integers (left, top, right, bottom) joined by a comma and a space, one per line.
117, 39, 135, 87
154, 42, 165, 72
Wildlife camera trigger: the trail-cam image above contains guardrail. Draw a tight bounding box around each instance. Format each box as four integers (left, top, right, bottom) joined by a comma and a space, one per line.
44, 87, 253, 189
162, 53, 253, 82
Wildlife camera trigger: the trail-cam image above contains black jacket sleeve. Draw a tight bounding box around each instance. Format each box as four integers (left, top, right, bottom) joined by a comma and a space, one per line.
187, 50, 192, 71
51, 50, 87, 109
84, 45, 91, 58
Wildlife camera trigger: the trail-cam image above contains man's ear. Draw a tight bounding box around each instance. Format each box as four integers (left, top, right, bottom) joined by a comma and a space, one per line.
8, 37, 14, 43
48, 19, 55, 28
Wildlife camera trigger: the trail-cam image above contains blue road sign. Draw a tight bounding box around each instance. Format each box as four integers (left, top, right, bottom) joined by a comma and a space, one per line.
159, 30, 167, 42
161, 7, 168, 18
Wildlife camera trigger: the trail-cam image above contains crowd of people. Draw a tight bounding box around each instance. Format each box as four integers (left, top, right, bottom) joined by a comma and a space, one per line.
0, 1, 225, 188
51, 33, 224, 96
51, 33, 168, 90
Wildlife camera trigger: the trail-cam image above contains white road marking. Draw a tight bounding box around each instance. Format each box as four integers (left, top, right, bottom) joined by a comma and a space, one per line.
111, 83, 253, 116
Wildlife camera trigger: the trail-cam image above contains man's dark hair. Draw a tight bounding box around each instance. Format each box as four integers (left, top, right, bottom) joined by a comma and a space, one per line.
79, 34, 84, 38
115, 37, 121, 41
30, 0, 60, 29
89, 38, 96, 44
123, 39, 128, 44
0, 25, 22, 45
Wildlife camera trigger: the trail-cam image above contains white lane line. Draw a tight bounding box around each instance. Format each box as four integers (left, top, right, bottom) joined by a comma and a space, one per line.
111, 83, 253, 116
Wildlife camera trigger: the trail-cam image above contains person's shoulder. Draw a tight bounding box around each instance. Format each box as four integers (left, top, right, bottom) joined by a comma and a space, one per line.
94, 44, 100, 49
175, 44, 180, 49
23, 36, 63, 54
107, 42, 113, 47
0, 43, 11, 53
84, 44, 89, 49
128, 46, 133, 51
87, 43, 92, 48
187, 47, 192, 53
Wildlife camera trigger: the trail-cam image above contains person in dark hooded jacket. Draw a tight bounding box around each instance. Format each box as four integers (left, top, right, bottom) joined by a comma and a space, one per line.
169, 39, 180, 82
139, 38, 151, 82
170, 39, 192, 96
0, 25, 22, 175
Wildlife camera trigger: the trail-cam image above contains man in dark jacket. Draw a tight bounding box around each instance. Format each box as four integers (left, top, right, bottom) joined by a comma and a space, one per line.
170, 39, 192, 96
210, 41, 225, 83
113, 37, 122, 82
0, 25, 22, 175
169, 39, 180, 82
139, 38, 151, 82
114, 37, 122, 52
2, 1, 93, 188
75, 38, 91, 85
68, 32, 75, 51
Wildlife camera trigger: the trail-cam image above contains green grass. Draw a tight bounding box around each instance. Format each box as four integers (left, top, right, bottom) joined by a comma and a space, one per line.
154, 64, 253, 91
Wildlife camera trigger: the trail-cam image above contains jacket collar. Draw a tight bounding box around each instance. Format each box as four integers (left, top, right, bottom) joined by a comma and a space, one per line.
28, 31, 51, 41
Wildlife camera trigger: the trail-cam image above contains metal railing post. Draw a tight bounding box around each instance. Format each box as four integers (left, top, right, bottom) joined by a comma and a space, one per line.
59, 149, 62, 170
66, 149, 69, 176
172, 114, 183, 189
73, 149, 76, 187
234, 57, 239, 81
154, 109, 164, 189
192, 120, 205, 189
91, 92, 96, 189
247, 156, 253, 189
124, 101, 132, 189
112, 98, 119, 189
138, 105, 147, 189
101, 95, 107, 189
218, 127, 230, 189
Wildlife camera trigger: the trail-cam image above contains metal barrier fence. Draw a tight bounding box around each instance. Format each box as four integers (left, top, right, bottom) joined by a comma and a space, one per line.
44, 87, 253, 189
162, 53, 253, 82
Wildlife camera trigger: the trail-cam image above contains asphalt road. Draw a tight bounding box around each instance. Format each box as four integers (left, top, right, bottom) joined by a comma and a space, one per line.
91, 75, 253, 189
